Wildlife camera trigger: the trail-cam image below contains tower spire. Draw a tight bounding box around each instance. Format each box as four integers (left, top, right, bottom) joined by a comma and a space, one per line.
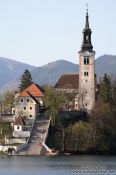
79, 5, 93, 52
85, 3, 89, 29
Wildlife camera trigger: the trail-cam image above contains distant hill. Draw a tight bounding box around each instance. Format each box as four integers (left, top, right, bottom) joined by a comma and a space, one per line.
0, 79, 20, 95
31, 55, 116, 85
0, 57, 36, 88
0, 55, 116, 94
31, 60, 78, 85
95, 55, 116, 77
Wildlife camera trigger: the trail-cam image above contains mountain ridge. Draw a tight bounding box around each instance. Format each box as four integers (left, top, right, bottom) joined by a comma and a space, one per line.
0, 54, 116, 94
0, 56, 36, 89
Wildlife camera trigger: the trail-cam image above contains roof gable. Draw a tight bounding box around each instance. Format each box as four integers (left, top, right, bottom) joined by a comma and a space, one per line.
55, 74, 79, 89
19, 83, 44, 97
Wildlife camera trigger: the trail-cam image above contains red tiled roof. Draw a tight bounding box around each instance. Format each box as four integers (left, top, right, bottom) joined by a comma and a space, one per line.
19, 83, 44, 97
55, 74, 79, 89
14, 116, 25, 125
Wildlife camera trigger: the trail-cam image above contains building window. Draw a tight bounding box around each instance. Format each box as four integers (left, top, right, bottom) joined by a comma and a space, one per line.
21, 99, 23, 102
84, 72, 89, 76
13, 110, 15, 113
27, 99, 29, 102
87, 57, 89, 64
17, 126, 20, 130
84, 57, 89, 64
26, 138, 28, 141
30, 107, 32, 110
84, 57, 86, 64
30, 115, 32, 118
86, 80, 87, 82
24, 107, 26, 110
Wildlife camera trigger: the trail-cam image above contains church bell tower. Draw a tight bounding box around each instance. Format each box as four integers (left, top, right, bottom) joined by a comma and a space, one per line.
79, 7, 95, 111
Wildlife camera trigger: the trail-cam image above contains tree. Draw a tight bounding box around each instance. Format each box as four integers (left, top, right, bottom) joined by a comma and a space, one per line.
19, 69, 32, 91
43, 86, 65, 126
100, 73, 112, 103
79, 88, 88, 111
0, 121, 12, 144
111, 78, 116, 104
66, 122, 94, 152
2, 91, 15, 114
90, 103, 116, 153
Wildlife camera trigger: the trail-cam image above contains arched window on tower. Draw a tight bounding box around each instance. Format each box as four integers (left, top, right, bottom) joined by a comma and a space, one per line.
84, 57, 89, 64
84, 72, 89, 76
84, 57, 86, 64
87, 57, 89, 64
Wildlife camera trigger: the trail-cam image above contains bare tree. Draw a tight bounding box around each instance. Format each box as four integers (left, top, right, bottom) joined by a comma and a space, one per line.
79, 88, 89, 111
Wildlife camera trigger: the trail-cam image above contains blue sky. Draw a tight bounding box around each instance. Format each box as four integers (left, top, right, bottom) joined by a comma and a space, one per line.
0, 0, 115, 66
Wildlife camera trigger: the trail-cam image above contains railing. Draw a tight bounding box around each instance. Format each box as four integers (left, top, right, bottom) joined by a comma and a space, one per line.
42, 142, 52, 152
43, 118, 51, 143
40, 118, 51, 154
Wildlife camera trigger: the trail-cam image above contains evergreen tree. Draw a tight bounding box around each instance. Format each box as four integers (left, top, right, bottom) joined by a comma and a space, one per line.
19, 69, 32, 91
100, 73, 112, 103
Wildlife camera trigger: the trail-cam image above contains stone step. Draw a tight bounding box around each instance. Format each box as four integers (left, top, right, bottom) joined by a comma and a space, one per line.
17, 116, 50, 155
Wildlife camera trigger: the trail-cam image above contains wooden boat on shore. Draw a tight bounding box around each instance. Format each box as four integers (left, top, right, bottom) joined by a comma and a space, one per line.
63, 152, 71, 156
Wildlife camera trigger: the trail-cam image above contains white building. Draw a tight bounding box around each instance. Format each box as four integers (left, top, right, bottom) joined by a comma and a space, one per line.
8, 83, 44, 144
12, 83, 44, 120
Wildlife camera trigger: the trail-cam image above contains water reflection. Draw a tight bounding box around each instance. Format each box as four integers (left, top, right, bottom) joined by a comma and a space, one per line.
0, 155, 116, 175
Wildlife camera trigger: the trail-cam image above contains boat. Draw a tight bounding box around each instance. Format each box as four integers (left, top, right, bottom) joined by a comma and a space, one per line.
63, 152, 71, 156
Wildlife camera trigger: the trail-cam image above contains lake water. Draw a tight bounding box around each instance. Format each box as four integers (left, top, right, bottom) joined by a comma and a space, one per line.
0, 155, 116, 175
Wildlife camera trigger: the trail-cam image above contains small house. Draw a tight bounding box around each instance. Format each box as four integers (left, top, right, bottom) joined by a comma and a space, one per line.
13, 83, 44, 120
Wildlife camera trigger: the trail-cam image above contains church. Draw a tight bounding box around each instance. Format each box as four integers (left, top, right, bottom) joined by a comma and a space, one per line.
55, 9, 96, 111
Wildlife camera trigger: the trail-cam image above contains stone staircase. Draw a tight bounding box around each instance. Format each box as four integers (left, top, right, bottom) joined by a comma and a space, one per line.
16, 115, 50, 155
